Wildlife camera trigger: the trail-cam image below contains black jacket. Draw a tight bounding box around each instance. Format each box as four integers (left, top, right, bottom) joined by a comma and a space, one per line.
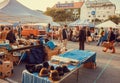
6, 30, 16, 43
108, 31, 115, 42
79, 29, 86, 42
62, 29, 67, 39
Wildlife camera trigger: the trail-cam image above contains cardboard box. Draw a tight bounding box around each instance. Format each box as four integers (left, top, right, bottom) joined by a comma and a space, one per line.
83, 62, 96, 69
0, 72, 5, 78
45, 46, 60, 60
4, 53, 19, 64
0, 69, 13, 78
2, 61, 13, 69
0, 60, 13, 78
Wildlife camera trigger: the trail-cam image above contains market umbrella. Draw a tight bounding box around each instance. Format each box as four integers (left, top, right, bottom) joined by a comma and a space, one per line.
0, 22, 12, 25
50, 22, 60, 27
0, 0, 52, 23
95, 20, 117, 28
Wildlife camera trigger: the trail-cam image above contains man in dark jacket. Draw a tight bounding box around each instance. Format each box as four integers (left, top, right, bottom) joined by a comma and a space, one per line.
78, 26, 86, 50
6, 28, 16, 44
62, 25, 68, 50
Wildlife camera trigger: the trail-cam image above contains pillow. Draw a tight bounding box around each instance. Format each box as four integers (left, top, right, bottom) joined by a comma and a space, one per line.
46, 41, 56, 50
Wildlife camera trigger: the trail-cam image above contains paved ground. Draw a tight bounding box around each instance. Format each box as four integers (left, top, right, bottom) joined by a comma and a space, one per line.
1, 40, 120, 83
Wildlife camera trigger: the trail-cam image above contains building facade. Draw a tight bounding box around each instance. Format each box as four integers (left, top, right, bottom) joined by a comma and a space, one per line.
53, 1, 84, 21
80, 0, 116, 23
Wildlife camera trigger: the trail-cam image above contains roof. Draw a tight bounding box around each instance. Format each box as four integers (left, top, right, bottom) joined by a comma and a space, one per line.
53, 2, 84, 9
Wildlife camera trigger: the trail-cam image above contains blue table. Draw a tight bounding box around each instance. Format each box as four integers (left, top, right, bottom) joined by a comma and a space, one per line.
22, 49, 96, 83
0, 43, 12, 51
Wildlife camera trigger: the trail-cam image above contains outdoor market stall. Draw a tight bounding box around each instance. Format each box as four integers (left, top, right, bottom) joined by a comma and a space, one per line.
22, 49, 96, 83
0, 0, 52, 23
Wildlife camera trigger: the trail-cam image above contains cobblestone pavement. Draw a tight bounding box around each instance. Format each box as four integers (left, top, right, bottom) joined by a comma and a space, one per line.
2, 40, 120, 83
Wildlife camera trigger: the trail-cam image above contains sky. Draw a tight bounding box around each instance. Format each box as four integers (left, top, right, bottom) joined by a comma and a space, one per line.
0, 0, 120, 13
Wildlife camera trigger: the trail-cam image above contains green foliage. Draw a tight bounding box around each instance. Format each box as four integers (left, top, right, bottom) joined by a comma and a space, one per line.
108, 15, 120, 24
44, 8, 74, 22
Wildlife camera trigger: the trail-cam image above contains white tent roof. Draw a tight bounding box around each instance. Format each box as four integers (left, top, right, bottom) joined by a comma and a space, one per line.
95, 20, 117, 28
0, 0, 52, 23
50, 22, 60, 27
68, 19, 94, 27
0, 22, 12, 25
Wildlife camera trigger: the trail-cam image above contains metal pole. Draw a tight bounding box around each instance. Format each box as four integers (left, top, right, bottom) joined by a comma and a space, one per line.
94, 0, 97, 25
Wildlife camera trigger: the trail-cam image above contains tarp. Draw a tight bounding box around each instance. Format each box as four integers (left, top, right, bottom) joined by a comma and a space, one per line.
50, 22, 60, 27
68, 19, 94, 27
0, 0, 52, 23
95, 20, 117, 28
68, 19, 81, 27
0, 22, 12, 25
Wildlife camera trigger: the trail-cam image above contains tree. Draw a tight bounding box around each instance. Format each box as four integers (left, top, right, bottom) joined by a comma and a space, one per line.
44, 8, 74, 22
108, 15, 120, 24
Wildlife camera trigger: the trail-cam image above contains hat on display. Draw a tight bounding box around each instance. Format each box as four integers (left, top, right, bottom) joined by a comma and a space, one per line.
43, 61, 49, 69
62, 65, 70, 73
35, 65, 43, 72
49, 65, 54, 71
56, 66, 64, 76
49, 70, 60, 81
25, 64, 36, 73
39, 68, 49, 77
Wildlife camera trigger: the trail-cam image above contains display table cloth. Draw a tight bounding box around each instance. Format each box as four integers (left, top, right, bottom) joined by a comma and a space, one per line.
22, 49, 96, 83
0, 43, 11, 50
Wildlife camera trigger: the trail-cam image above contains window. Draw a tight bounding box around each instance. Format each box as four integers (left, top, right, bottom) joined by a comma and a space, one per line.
103, 15, 105, 17
97, 15, 100, 17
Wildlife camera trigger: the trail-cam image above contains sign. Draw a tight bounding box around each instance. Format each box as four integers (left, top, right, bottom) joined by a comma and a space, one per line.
56, 3, 74, 8
91, 11, 95, 15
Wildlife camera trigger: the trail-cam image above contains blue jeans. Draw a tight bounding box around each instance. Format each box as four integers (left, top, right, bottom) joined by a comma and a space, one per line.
97, 37, 103, 46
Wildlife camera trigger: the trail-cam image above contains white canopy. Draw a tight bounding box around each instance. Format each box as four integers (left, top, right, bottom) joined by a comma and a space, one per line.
50, 22, 60, 27
68, 19, 94, 27
0, 22, 12, 25
68, 19, 81, 27
0, 0, 52, 23
95, 20, 117, 28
